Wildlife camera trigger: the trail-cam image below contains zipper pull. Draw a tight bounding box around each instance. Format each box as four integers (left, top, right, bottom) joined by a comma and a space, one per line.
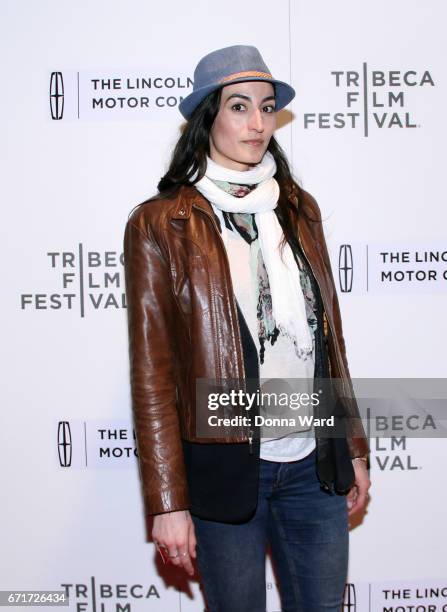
248, 429, 254, 455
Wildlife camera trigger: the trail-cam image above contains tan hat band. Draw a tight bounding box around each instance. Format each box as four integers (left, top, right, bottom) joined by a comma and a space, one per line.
219, 70, 273, 83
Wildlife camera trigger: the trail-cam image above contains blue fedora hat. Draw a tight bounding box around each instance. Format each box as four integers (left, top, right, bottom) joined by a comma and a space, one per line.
179, 44, 295, 120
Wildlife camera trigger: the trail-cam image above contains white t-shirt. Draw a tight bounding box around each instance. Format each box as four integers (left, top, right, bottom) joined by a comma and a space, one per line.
212, 205, 316, 462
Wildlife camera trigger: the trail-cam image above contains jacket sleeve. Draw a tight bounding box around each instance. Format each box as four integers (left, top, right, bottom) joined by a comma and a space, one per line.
123, 215, 190, 515
303, 190, 370, 459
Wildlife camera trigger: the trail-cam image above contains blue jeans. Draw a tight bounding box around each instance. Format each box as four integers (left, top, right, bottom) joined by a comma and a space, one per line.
191, 448, 349, 612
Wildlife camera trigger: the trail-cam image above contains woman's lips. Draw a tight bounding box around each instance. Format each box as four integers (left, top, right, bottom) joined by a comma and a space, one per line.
243, 140, 264, 147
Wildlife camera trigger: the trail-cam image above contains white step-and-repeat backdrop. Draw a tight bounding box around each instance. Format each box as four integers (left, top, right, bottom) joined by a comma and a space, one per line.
2, 1, 446, 610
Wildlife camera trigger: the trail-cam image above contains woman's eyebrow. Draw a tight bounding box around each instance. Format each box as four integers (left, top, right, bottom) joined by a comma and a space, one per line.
224, 93, 276, 104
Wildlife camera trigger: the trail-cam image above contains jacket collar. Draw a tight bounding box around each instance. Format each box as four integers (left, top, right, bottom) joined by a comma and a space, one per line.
170, 185, 211, 220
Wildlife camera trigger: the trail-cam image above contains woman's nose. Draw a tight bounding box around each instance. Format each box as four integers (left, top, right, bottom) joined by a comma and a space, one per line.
248, 109, 264, 132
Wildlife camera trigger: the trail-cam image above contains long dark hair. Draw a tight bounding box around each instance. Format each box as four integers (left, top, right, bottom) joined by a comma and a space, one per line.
157, 87, 309, 254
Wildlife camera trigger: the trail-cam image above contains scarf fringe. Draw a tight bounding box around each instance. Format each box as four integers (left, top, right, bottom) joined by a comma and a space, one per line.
276, 323, 314, 361
259, 326, 280, 365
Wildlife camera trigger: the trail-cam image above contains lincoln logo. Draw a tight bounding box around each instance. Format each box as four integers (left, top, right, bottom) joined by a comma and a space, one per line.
58, 421, 72, 467
339, 244, 353, 292
342, 583, 356, 611
50, 72, 64, 120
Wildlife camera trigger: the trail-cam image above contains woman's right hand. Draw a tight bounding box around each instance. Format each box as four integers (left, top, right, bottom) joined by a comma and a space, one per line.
152, 510, 197, 576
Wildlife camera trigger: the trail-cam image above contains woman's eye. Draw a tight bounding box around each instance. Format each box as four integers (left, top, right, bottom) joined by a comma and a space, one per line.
263, 104, 276, 113
231, 103, 245, 112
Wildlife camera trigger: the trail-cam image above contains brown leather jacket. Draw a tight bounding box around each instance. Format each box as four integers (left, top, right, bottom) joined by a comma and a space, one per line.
123, 184, 369, 516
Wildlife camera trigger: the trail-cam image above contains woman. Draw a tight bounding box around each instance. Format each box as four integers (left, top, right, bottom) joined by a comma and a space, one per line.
124, 44, 371, 612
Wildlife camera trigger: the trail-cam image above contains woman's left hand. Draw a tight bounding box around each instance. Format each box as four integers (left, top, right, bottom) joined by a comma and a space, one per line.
346, 459, 371, 516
